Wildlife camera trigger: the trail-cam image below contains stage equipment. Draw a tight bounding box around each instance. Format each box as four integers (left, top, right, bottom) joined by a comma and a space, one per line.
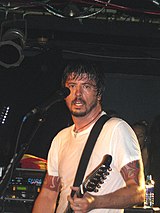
0, 19, 27, 68
0, 167, 45, 202
0, 168, 45, 212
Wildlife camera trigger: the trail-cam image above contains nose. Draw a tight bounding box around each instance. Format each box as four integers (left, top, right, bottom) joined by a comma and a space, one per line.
75, 85, 82, 97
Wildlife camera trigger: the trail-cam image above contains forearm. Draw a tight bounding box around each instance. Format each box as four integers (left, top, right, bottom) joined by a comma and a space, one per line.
32, 174, 61, 213
92, 185, 145, 209
32, 192, 57, 213
32, 173, 60, 213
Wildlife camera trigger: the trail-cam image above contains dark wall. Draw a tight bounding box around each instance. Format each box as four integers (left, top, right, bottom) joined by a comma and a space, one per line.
103, 73, 160, 125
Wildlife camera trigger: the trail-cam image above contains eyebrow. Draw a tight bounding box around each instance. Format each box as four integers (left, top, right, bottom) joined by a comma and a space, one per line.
66, 81, 97, 87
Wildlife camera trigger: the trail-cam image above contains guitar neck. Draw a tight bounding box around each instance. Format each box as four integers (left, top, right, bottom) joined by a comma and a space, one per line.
76, 184, 86, 198
63, 154, 112, 213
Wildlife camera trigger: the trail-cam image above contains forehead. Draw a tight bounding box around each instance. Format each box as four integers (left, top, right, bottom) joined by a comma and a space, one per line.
66, 72, 96, 84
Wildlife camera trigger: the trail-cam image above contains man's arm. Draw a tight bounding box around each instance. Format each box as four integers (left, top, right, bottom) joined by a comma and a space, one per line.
32, 173, 61, 213
68, 159, 145, 212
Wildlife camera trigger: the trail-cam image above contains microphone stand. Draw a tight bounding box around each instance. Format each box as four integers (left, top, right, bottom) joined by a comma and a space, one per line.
0, 110, 46, 200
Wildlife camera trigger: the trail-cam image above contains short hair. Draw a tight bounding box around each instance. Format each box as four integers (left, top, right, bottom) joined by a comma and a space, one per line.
61, 60, 105, 96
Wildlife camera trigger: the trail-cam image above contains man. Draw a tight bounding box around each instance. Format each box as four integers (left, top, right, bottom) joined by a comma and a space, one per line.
32, 60, 145, 213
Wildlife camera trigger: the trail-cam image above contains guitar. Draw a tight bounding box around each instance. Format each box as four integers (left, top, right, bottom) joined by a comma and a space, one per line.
64, 154, 112, 213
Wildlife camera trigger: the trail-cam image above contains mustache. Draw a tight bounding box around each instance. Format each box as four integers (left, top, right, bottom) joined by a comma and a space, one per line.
72, 97, 86, 105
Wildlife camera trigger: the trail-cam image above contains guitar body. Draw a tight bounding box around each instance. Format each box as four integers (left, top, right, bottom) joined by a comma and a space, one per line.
64, 154, 112, 213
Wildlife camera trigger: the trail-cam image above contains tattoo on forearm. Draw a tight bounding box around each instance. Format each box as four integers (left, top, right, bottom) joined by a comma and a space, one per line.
121, 160, 140, 184
43, 173, 61, 191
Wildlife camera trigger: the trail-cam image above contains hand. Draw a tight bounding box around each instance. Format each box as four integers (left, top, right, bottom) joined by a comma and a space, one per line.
67, 187, 95, 213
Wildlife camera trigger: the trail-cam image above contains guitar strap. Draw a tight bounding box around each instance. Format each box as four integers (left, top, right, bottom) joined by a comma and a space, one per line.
71, 114, 110, 197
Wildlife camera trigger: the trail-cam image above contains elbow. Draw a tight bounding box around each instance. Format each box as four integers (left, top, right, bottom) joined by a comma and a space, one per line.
128, 184, 145, 206
140, 187, 145, 203
135, 186, 145, 205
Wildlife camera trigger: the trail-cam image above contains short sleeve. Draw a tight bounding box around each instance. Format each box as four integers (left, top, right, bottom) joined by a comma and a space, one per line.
47, 136, 59, 176
110, 120, 141, 171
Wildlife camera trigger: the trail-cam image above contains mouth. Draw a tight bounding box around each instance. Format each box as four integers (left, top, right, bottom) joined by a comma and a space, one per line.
72, 99, 85, 107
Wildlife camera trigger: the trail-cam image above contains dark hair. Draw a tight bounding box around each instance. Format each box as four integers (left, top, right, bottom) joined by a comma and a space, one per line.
132, 120, 149, 137
132, 120, 149, 144
61, 60, 105, 96
132, 120, 148, 130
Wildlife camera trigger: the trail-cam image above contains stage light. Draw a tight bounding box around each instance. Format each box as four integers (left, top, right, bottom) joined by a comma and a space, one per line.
63, 4, 80, 17
0, 106, 10, 125
0, 20, 26, 68
0, 31, 24, 68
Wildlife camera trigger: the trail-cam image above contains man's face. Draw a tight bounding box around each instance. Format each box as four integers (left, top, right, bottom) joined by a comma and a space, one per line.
65, 72, 101, 117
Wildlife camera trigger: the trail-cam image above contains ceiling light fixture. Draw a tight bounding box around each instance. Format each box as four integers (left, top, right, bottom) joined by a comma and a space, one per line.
0, 19, 27, 68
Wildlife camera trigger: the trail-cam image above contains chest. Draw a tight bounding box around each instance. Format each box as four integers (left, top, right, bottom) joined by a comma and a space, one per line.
58, 131, 111, 183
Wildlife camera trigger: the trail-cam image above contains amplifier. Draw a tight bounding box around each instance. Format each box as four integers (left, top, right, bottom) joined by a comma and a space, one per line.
1, 168, 46, 203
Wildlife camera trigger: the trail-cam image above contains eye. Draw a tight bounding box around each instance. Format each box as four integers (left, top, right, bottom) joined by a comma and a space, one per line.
83, 84, 91, 89
68, 84, 76, 89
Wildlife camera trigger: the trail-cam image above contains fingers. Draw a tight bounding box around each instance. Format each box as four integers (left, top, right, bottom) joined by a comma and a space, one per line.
70, 202, 83, 213
67, 195, 89, 213
67, 190, 95, 212
67, 195, 84, 212
70, 186, 79, 192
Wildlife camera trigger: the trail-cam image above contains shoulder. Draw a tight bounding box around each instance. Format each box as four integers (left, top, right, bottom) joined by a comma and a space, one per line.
49, 125, 73, 150
56, 125, 73, 138
106, 116, 124, 124
102, 116, 137, 141
101, 112, 126, 126
104, 116, 131, 130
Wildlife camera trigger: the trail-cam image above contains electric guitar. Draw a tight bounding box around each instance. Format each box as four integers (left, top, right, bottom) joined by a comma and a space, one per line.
64, 154, 112, 213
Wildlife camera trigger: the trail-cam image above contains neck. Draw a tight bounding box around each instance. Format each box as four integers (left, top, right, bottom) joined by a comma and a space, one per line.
73, 108, 102, 133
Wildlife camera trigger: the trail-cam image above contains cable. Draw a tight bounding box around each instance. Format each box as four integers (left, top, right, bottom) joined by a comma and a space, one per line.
63, 49, 160, 61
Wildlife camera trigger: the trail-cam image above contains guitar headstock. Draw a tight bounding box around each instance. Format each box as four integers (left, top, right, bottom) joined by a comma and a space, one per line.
82, 154, 112, 194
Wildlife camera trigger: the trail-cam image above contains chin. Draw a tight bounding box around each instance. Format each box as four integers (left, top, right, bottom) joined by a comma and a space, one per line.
72, 110, 87, 117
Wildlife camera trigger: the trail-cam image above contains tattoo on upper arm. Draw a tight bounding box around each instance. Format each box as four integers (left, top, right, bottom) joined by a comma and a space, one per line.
120, 160, 140, 184
43, 173, 61, 192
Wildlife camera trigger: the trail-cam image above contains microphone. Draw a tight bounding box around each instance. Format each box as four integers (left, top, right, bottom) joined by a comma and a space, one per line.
23, 87, 70, 121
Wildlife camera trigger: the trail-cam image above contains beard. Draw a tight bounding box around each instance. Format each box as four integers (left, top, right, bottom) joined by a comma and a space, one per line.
70, 98, 98, 117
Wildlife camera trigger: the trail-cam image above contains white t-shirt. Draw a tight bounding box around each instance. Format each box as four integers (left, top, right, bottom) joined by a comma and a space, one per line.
47, 115, 141, 213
